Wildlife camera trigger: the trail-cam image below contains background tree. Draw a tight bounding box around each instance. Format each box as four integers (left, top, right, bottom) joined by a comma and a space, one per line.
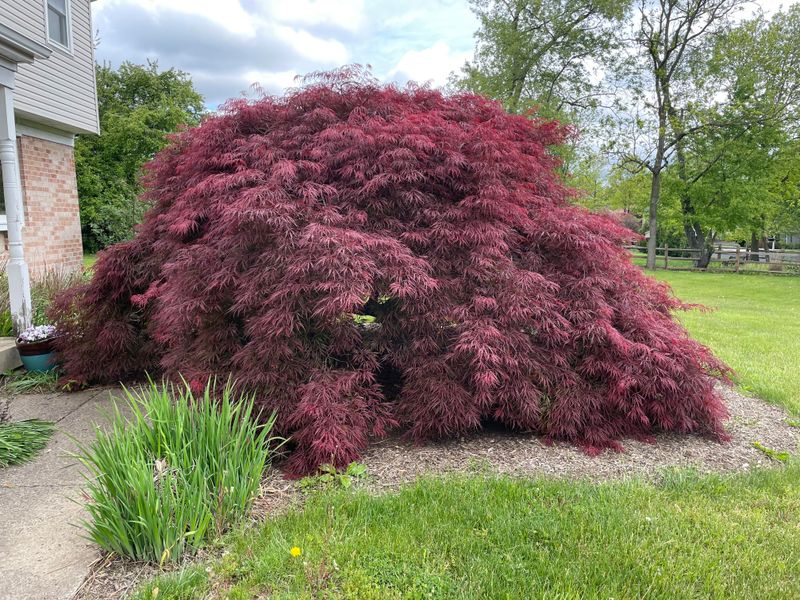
610, 0, 746, 269
458, 0, 630, 121
670, 5, 800, 261
76, 61, 205, 252
766, 143, 800, 240
595, 4, 800, 263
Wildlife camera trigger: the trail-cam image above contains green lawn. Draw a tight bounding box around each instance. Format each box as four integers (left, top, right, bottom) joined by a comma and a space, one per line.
652, 270, 800, 414
138, 465, 800, 599
83, 253, 97, 269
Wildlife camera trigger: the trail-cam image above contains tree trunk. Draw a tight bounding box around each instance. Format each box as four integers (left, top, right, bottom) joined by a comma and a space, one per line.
684, 222, 713, 268
646, 117, 667, 270
648, 73, 674, 271
673, 114, 713, 269
646, 166, 661, 270
750, 231, 760, 261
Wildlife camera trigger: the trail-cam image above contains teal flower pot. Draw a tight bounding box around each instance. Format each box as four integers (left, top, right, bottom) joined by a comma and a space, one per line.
19, 351, 57, 373
16, 337, 58, 373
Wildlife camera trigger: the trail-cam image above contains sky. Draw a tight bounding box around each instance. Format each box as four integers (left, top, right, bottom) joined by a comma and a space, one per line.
91, 0, 478, 108
91, 0, 798, 109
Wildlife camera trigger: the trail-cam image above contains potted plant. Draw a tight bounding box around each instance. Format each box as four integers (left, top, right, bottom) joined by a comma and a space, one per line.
16, 325, 58, 373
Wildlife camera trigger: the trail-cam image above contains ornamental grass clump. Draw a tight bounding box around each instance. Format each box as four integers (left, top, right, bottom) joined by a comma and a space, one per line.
0, 402, 55, 467
53, 68, 730, 476
74, 380, 276, 563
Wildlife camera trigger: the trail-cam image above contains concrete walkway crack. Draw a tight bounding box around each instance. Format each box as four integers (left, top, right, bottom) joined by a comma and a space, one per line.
55, 389, 105, 424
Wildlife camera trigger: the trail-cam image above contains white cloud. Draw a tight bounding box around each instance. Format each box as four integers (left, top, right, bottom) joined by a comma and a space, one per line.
97, 0, 257, 37
383, 9, 427, 28
388, 41, 470, 87
264, 0, 366, 33
241, 69, 300, 95
272, 25, 350, 65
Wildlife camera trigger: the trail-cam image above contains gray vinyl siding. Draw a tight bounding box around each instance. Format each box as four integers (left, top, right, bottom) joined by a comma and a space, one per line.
0, 0, 99, 134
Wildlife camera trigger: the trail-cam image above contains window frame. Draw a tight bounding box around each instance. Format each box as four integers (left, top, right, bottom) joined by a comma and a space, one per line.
43, 0, 73, 53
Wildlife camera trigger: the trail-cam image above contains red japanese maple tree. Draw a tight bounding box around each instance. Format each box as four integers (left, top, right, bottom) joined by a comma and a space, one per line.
52, 70, 730, 474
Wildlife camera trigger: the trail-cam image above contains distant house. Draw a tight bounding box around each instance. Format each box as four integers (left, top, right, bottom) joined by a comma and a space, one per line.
0, 0, 98, 327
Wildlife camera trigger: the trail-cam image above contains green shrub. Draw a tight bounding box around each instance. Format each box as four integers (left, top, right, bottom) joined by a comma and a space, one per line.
0, 419, 55, 467
74, 379, 277, 563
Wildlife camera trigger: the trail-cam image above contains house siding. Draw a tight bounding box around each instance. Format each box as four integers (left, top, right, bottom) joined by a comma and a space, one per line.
0, 0, 99, 134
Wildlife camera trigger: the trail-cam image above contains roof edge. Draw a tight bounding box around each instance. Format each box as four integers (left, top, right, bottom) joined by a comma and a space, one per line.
0, 23, 52, 64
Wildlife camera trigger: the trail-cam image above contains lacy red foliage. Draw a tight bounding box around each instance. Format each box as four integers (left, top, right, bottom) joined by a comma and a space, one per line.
52, 71, 730, 474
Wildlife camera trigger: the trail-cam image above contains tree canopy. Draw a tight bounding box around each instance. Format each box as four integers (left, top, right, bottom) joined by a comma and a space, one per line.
459, 0, 628, 120
76, 61, 205, 252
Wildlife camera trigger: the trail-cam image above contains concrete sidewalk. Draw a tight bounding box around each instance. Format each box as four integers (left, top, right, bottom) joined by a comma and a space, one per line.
0, 387, 122, 600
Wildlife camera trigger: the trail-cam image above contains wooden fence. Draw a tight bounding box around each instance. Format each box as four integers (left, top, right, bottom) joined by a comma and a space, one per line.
624, 244, 800, 275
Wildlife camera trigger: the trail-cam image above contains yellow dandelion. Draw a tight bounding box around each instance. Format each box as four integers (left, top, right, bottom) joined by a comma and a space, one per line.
290, 546, 302, 557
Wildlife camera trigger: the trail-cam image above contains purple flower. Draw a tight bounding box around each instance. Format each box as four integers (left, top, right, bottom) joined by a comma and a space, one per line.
18, 324, 57, 344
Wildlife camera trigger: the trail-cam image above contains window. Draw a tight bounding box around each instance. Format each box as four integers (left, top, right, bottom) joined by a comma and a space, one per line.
46, 0, 70, 49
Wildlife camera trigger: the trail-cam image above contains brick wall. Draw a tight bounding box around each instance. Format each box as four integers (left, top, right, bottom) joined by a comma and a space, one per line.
9, 135, 84, 275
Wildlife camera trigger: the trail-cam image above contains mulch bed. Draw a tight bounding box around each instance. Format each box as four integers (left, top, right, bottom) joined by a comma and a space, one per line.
75, 385, 799, 599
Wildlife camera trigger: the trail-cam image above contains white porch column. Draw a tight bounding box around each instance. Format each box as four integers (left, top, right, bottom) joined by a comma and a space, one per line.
0, 75, 32, 332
